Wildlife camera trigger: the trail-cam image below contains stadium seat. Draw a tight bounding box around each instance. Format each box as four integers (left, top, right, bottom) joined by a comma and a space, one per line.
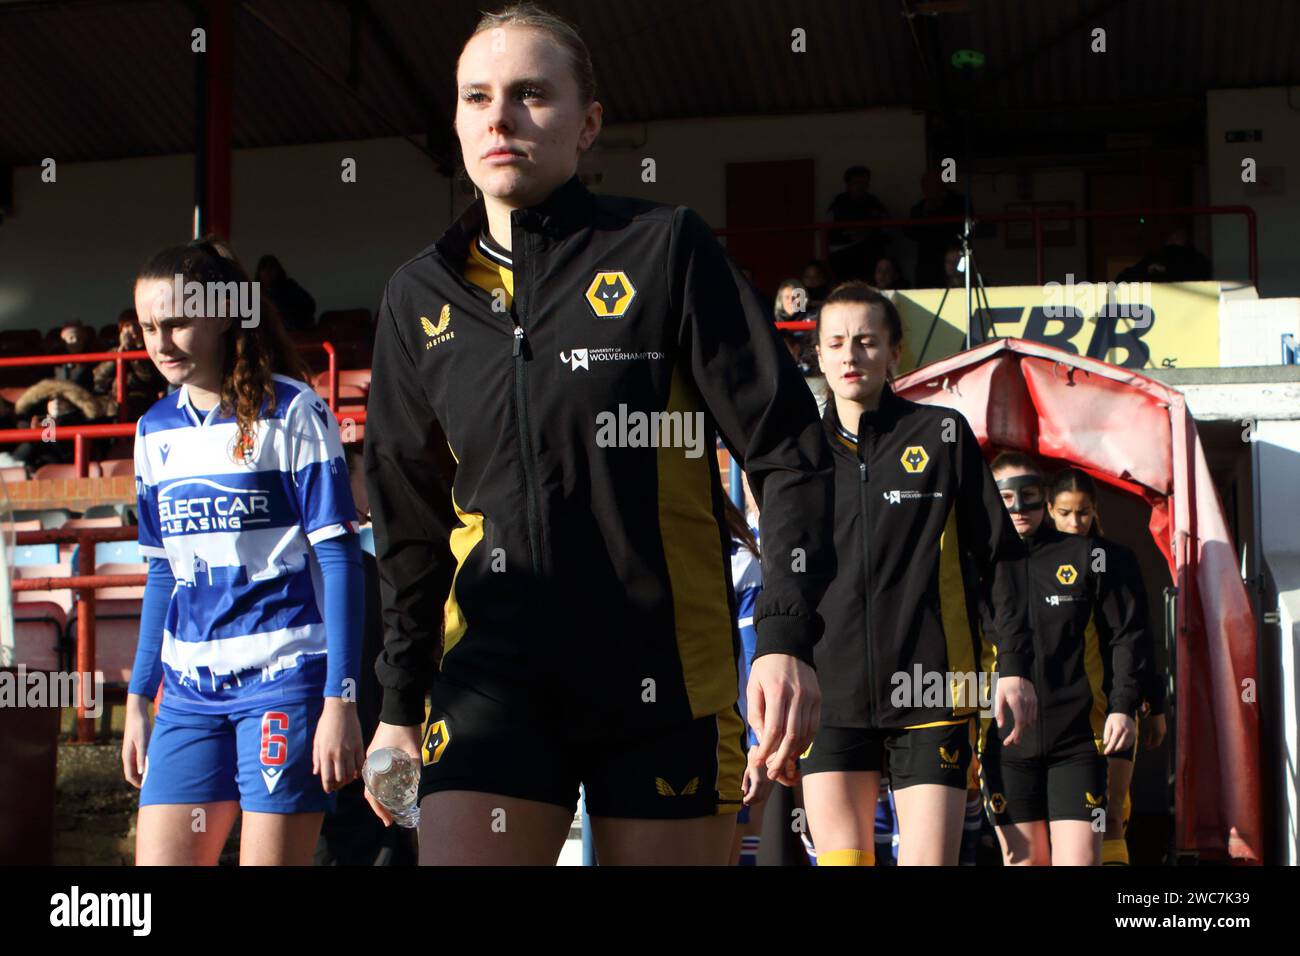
0, 329, 43, 356
11, 601, 66, 671
63, 516, 125, 529
34, 463, 103, 480
97, 458, 135, 478
9, 509, 71, 529
92, 562, 147, 599
313, 383, 368, 406
82, 503, 132, 521
13, 543, 58, 566
316, 309, 372, 339
13, 564, 75, 616
0, 519, 44, 534
93, 540, 142, 565
75, 598, 142, 684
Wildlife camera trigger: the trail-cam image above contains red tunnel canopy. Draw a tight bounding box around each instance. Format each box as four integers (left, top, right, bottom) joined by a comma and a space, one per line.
893, 338, 1261, 862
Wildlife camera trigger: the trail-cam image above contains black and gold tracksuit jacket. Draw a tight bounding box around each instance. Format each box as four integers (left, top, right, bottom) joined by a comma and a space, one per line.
988, 522, 1149, 757
364, 175, 836, 729
815, 386, 1031, 729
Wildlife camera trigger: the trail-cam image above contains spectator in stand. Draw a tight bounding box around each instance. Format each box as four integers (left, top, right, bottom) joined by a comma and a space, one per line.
93, 313, 167, 421
256, 255, 318, 332
905, 170, 968, 288
54, 321, 96, 391
773, 279, 815, 375
11, 377, 117, 471
828, 166, 889, 282
1114, 228, 1211, 283
872, 256, 907, 291
800, 260, 834, 308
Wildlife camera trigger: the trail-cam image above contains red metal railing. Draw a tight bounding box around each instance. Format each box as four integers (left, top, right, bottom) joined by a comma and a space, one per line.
9, 525, 144, 743
0, 340, 369, 476
0, 348, 149, 409
714, 204, 1259, 289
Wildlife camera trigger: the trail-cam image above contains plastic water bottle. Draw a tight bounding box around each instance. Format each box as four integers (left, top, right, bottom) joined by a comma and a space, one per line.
362, 748, 421, 829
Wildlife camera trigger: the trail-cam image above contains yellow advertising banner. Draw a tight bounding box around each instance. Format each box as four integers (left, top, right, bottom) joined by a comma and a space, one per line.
891, 280, 1221, 373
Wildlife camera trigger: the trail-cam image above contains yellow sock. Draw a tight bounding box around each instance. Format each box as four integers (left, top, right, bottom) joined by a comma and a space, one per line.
1102, 839, 1130, 865
818, 848, 875, 867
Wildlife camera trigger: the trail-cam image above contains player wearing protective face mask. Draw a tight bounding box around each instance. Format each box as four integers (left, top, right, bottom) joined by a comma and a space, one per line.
980, 453, 1149, 866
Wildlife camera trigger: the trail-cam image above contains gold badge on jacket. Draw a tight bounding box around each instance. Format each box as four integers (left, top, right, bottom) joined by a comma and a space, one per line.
421, 304, 455, 349
585, 271, 636, 318
900, 445, 929, 474
1056, 564, 1078, 586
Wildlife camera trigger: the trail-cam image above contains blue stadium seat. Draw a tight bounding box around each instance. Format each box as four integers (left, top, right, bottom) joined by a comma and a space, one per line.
13, 543, 58, 566
94, 540, 142, 564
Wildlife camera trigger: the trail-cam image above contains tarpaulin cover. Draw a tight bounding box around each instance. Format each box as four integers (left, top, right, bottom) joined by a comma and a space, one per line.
894, 338, 1261, 862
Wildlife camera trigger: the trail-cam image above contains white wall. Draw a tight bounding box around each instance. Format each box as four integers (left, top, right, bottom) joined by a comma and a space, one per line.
0, 108, 927, 333
0, 136, 451, 333
583, 108, 926, 231
1207, 87, 1300, 298
1255, 421, 1300, 865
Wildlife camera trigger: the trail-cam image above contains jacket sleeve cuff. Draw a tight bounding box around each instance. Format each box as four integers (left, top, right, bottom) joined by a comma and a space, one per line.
379, 686, 428, 728
753, 614, 821, 668
995, 652, 1032, 680
1110, 692, 1140, 718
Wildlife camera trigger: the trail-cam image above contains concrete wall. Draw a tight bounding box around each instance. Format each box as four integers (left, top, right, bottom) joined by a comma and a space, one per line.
0, 108, 926, 334
1207, 87, 1300, 299
0, 136, 450, 334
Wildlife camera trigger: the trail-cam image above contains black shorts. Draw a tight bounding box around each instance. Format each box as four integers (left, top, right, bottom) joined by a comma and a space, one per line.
798, 719, 973, 790
417, 675, 745, 819
979, 727, 1108, 826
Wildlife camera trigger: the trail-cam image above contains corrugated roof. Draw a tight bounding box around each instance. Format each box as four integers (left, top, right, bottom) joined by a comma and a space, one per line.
2, 0, 1298, 166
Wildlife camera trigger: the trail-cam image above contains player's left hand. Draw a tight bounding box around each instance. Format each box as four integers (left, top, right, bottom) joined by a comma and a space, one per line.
1102, 712, 1137, 755
313, 697, 365, 792
742, 747, 775, 806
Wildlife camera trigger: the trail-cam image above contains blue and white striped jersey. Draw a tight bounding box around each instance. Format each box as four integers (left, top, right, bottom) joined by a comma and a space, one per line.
134, 375, 357, 713
731, 523, 762, 747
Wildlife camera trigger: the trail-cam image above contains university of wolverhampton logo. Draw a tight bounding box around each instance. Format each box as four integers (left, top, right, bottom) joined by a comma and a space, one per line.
900, 445, 929, 474
655, 776, 699, 797
420, 304, 454, 349
1056, 564, 1079, 586
585, 271, 636, 318
422, 718, 451, 766
560, 348, 589, 371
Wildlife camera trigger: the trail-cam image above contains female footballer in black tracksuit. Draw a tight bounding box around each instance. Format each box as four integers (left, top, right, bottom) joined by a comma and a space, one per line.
984, 454, 1149, 865
1048, 466, 1166, 865
362, 6, 835, 866
800, 282, 1037, 866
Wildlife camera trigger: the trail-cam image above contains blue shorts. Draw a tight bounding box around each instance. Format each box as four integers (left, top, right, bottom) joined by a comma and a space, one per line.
140, 697, 335, 814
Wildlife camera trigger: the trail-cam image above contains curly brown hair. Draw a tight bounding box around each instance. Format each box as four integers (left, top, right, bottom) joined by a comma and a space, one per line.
135, 237, 309, 463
